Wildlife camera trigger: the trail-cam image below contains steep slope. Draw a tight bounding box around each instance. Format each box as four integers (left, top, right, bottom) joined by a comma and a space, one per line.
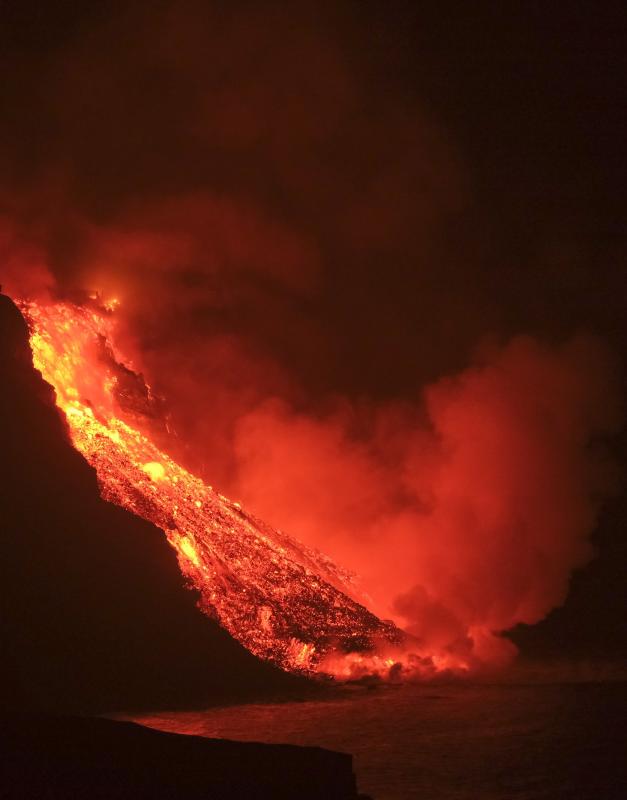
0, 293, 301, 713
19, 298, 405, 676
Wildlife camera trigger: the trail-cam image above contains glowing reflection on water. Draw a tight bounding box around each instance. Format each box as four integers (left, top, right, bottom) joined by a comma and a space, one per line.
121, 682, 627, 800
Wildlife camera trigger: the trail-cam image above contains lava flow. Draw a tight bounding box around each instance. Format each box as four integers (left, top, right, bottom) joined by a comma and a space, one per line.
18, 298, 408, 678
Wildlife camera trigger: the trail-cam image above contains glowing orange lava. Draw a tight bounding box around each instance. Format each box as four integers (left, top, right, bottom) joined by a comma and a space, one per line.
19, 298, 413, 678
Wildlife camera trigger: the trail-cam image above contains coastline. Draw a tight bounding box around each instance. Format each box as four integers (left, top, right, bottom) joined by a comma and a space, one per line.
0, 713, 369, 799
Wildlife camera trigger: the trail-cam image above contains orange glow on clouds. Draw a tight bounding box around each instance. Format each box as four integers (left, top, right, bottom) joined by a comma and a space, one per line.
15, 295, 621, 681
19, 298, 418, 679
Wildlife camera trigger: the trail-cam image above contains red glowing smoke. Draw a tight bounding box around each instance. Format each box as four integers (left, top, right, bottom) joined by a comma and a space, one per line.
229, 335, 621, 667
1, 2, 623, 673
6, 235, 621, 669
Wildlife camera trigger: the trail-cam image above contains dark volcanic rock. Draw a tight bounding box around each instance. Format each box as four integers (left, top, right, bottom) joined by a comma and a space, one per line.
0, 289, 369, 796
0, 715, 364, 799
0, 293, 304, 713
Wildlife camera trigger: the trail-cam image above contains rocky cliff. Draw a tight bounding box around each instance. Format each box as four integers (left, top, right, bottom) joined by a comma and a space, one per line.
0, 292, 303, 713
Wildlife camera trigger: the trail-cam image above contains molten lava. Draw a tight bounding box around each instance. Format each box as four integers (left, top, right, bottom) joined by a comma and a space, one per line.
19, 299, 407, 677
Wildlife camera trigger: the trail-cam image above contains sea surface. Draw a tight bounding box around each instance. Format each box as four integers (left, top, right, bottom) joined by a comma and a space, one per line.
123, 682, 626, 800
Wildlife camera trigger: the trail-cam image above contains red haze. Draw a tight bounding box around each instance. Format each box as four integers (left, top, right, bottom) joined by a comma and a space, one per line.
230, 336, 622, 669
0, 2, 624, 673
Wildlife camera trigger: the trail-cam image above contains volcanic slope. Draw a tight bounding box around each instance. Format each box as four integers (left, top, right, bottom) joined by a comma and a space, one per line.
0, 293, 305, 713
19, 299, 404, 676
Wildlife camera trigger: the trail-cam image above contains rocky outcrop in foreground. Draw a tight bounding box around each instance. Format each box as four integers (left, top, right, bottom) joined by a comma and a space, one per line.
0, 715, 368, 799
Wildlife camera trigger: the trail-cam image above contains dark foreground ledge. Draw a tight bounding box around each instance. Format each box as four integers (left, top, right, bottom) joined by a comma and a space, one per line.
0, 714, 369, 799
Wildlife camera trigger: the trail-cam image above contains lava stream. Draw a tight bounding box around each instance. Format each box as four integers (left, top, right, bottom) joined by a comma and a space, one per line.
19, 299, 410, 678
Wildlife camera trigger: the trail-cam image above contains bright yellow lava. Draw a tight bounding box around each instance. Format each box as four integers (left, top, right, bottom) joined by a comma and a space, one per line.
142, 461, 166, 481
18, 299, 407, 678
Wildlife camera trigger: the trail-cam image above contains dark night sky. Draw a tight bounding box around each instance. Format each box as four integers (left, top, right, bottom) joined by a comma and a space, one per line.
1, 1, 625, 664
1, 2, 625, 383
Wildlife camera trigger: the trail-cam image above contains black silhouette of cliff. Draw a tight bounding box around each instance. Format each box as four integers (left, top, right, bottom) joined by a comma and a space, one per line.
0, 715, 367, 800
0, 293, 303, 713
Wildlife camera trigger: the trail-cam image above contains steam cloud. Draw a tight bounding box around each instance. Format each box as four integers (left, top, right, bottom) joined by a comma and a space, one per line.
232, 335, 621, 668
1, 2, 622, 670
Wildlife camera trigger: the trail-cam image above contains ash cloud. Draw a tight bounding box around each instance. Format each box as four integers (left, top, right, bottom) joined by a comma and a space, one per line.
1, 2, 623, 670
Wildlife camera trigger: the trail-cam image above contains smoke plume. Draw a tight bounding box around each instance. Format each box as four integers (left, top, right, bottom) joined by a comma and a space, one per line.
230, 335, 621, 667
1, 2, 623, 670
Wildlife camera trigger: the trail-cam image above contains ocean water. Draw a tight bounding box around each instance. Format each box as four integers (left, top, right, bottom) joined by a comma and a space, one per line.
124, 682, 627, 800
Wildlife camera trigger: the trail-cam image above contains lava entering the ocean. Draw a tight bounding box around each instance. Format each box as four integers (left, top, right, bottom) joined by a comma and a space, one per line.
19, 298, 413, 678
